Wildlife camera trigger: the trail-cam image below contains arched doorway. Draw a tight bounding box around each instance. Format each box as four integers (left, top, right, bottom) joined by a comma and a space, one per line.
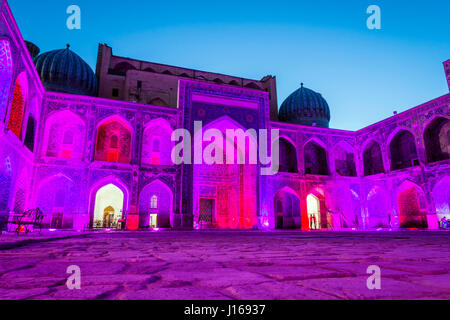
304, 140, 329, 175
139, 180, 173, 228
273, 187, 301, 229
424, 117, 450, 163
306, 194, 321, 230
306, 188, 330, 230
93, 184, 124, 228
363, 141, 384, 176
389, 130, 419, 170
397, 181, 428, 229
193, 116, 257, 229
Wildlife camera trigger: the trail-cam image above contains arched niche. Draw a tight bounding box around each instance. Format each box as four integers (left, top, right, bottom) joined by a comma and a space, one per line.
193, 115, 257, 229
304, 140, 329, 175
277, 137, 298, 173
333, 142, 357, 177
7, 72, 28, 139
389, 129, 419, 170
424, 117, 450, 163
0, 39, 13, 121
93, 183, 124, 228
43, 110, 86, 160
273, 187, 301, 229
142, 118, 173, 165
95, 116, 133, 163
363, 140, 384, 176
138, 179, 173, 228
397, 180, 428, 228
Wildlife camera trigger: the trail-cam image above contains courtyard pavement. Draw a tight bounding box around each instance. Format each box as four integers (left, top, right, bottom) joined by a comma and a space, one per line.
0, 230, 449, 300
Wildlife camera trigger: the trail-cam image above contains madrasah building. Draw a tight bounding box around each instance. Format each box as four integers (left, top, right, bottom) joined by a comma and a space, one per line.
0, 0, 449, 231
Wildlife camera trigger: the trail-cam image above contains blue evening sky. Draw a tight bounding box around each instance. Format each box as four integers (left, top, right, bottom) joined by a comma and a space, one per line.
9, 0, 450, 131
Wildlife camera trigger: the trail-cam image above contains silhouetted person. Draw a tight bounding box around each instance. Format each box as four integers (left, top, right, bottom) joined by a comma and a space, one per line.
441, 217, 448, 229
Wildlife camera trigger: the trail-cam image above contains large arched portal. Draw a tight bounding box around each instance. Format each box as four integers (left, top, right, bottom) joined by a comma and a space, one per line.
304, 141, 329, 175
139, 180, 173, 228
273, 187, 301, 229
363, 141, 384, 176
424, 117, 450, 163
93, 184, 124, 228
193, 116, 257, 229
389, 130, 419, 170
397, 181, 428, 229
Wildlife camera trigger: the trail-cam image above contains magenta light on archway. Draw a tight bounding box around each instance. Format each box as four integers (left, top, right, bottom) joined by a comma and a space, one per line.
0, 0, 449, 303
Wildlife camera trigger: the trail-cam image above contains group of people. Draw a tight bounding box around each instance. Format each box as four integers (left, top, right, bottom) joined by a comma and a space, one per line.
441, 217, 449, 229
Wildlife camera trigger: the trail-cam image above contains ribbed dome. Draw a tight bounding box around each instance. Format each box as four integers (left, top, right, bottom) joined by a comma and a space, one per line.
279, 84, 331, 128
34, 45, 97, 96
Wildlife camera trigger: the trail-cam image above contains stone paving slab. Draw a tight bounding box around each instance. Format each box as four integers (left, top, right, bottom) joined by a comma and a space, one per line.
0, 230, 449, 300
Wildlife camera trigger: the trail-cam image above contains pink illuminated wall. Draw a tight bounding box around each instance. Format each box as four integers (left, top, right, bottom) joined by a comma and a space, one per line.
193, 116, 257, 229
366, 186, 390, 228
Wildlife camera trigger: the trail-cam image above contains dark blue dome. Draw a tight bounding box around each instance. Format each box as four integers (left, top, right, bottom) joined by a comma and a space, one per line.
34, 45, 97, 96
279, 84, 331, 128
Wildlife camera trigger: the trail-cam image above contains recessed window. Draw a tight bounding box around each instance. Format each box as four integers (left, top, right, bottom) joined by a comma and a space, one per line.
112, 88, 119, 97
151, 195, 158, 209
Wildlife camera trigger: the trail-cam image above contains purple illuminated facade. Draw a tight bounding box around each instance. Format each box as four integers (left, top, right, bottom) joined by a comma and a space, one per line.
0, 0, 449, 233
